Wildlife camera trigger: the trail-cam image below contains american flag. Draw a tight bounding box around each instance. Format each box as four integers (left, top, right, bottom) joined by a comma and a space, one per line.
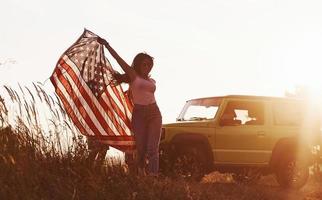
50, 29, 135, 151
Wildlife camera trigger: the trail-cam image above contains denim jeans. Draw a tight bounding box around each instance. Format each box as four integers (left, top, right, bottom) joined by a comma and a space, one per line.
131, 103, 162, 175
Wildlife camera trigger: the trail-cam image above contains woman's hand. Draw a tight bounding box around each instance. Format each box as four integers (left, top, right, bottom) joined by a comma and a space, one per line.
97, 37, 109, 47
98, 36, 136, 81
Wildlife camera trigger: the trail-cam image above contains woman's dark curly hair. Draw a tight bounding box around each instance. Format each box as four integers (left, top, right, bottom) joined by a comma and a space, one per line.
113, 53, 154, 84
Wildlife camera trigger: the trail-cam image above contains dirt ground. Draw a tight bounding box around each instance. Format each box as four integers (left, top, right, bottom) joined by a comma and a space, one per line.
201, 172, 322, 200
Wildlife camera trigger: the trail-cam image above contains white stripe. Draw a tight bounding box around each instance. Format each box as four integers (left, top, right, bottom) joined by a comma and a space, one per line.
108, 85, 133, 120
100, 92, 130, 135
52, 73, 95, 136
106, 86, 127, 115
101, 92, 132, 136
115, 85, 132, 119
56, 65, 111, 136
62, 56, 121, 136
61, 56, 122, 136
58, 64, 118, 136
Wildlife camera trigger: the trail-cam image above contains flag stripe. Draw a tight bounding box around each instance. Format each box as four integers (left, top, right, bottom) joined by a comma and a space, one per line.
50, 76, 89, 135
59, 57, 129, 136
97, 140, 135, 146
88, 135, 135, 141
54, 67, 107, 137
111, 84, 131, 114
115, 86, 133, 119
98, 93, 131, 136
51, 30, 135, 151
99, 93, 132, 135
51, 73, 96, 136
101, 89, 130, 128
61, 55, 128, 124
106, 86, 130, 123
59, 58, 123, 136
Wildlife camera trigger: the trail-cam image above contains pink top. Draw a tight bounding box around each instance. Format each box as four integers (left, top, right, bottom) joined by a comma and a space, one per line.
130, 76, 156, 105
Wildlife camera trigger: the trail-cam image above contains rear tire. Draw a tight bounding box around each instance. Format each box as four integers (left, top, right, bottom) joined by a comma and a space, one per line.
275, 156, 309, 189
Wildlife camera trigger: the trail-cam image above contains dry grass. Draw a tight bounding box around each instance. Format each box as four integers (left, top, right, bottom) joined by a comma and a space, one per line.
0, 84, 321, 200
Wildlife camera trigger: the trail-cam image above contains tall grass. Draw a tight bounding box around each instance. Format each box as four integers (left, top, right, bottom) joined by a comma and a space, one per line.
0, 84, 322, 200
1, 83, 80, 153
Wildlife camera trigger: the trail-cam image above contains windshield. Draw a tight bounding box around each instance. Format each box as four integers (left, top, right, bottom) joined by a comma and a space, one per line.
177, 98, 222, 121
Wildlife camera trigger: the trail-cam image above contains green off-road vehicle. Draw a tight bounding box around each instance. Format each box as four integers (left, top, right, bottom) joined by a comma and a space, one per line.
160, 95, 321, 189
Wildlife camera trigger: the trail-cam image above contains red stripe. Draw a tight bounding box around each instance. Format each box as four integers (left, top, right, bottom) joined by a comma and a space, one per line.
103, 90, 132, 128
116, 87, 133, 120
50, 75, 87, 135
111, 85, 127, 109
104, 88, 128, 121
59, 59, 128, 136
53, 72, 136, 152
87, 135, 135, 141
122, 90, 133, 122
102, 90, 130, 127
51, 31, 137, 152
87, 135, 136, 152
98, 96, 128, 136
60, 60, 123, 134
99, 91, 131, 132
114, 87, 133, 122
58, 59, 117, 136
116, 86, 133, 111
54, 67, 105, 137
123, 91, 134, 114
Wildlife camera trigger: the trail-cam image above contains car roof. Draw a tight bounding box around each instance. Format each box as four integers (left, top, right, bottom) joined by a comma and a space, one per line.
187, 95, 304, 102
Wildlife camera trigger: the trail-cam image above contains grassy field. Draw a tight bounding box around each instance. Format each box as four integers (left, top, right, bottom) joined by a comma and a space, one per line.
0, 126, 321, 200
0, 85, 321, 200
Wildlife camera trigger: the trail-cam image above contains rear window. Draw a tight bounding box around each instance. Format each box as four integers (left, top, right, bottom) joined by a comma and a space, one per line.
273, 102, 304, 126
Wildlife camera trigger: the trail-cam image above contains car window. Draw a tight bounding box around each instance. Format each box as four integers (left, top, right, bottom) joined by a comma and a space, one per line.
178, 98, 222, 121
184, 105, 219, 120
220, 101, 265, 126
273, 102, 304, 126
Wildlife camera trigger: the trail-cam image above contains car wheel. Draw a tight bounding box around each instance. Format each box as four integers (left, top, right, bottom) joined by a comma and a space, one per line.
170, 145, 208, 181
275, 156, 309, 189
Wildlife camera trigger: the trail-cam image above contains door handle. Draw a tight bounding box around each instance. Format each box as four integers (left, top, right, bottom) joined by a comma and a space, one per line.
257, 131, 265, 137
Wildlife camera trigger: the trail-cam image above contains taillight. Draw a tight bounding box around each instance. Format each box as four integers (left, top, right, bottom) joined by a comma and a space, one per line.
161, 128, 165, 140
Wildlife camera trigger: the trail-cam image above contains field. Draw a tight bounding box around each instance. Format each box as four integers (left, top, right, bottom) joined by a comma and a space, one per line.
0, 85, 321, 200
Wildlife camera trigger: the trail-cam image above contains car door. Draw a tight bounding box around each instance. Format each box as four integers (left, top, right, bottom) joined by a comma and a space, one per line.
214, 99, 271, 164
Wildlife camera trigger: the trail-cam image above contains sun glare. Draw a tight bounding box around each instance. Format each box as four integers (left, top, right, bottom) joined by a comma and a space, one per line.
283, 65, 322, 100
281, 66, 322, 148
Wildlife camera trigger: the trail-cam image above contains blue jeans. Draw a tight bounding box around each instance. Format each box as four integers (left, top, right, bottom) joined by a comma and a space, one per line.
131, 103, 162, 175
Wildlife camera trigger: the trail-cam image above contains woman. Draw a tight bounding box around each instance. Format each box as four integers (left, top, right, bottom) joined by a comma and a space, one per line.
98, 38, 162, 176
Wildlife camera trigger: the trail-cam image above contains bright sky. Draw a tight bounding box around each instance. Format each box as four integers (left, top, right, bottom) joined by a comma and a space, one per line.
1, 0, 322, 123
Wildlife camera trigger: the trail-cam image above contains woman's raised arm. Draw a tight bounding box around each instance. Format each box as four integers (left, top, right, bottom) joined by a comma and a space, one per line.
98, 38, 136, 81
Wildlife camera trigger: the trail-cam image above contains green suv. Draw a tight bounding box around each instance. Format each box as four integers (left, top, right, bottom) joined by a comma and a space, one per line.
160, 95, 321, 189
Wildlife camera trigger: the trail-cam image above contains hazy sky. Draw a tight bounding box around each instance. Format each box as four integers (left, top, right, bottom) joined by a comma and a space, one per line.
1, 0, 322, 123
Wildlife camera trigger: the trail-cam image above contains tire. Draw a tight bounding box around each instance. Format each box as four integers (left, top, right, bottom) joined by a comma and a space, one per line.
275, 155, 309, 189
170, 145, 208, 181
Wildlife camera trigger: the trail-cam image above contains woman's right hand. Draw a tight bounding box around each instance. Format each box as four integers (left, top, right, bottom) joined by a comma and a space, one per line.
98, 36, 136, 81
97, 37, 109, 47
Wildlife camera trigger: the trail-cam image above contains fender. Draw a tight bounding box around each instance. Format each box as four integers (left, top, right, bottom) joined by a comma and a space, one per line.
170, 133, 214, 169
269, 137, 312, 171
